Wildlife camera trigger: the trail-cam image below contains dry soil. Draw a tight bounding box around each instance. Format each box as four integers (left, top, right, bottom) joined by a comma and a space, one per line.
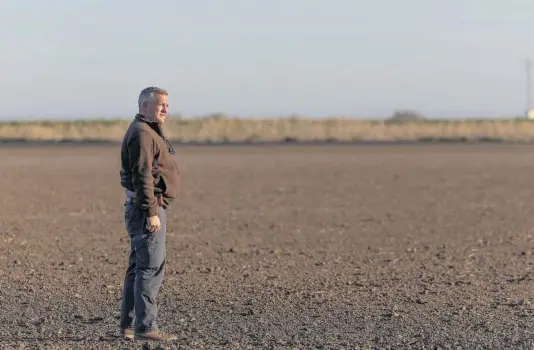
2, 143, 534, 349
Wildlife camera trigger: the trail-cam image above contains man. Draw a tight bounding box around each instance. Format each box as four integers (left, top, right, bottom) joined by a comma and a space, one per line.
118, 86, 180, 342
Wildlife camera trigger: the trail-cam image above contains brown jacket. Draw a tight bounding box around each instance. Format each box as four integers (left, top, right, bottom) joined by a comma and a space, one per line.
120, 114, 180, 217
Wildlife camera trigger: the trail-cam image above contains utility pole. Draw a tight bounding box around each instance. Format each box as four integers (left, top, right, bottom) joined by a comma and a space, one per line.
526, 59, 532, 118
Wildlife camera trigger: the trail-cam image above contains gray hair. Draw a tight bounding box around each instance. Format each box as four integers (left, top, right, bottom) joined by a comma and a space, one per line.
138, 86, 168, 108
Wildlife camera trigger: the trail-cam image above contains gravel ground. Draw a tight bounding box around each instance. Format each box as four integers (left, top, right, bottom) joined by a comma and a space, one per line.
1, 143, 534, 349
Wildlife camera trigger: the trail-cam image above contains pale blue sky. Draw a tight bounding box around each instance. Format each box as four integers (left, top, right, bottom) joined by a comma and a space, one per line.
1, 0, 534, 120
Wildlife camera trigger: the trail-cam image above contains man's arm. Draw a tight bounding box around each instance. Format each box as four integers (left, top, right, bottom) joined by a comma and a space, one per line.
128, 130, 159, 217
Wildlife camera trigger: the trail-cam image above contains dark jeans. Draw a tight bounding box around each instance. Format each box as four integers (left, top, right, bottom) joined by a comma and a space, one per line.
119, 200, 167, 333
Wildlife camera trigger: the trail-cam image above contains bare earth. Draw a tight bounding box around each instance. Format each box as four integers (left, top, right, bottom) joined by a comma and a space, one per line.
2, 143, 534, 349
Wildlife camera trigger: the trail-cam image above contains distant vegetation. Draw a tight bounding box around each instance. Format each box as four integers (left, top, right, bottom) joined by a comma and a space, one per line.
1, 111, 534, 143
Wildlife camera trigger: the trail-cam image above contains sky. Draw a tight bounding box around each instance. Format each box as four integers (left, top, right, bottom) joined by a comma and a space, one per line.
1, 0, 534, 120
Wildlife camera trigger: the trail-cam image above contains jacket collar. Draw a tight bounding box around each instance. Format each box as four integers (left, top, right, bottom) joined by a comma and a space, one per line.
134, 113, 175, 155
135, 113, 163, 136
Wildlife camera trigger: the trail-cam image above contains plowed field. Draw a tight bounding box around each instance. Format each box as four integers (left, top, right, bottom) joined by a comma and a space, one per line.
2, 143, 534, 349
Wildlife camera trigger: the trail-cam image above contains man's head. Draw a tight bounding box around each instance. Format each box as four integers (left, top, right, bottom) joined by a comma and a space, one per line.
138, 86, 169, 124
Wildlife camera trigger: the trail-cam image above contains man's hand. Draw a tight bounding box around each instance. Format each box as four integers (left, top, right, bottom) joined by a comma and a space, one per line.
146, 215, 161, 232
146, 197, 164, 232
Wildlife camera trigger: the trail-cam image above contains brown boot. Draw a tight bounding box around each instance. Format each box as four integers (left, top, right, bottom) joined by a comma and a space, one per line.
119, 328, 134, 340
134, 330, 177, 341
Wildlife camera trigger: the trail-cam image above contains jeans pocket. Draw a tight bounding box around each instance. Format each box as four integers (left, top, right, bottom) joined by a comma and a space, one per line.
124, 202, 146, 235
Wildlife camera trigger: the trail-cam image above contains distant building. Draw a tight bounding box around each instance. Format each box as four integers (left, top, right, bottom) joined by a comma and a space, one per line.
527, 109, 534, 119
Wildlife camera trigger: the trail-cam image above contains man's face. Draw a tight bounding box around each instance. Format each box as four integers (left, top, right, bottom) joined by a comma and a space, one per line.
142, 94, 168, 123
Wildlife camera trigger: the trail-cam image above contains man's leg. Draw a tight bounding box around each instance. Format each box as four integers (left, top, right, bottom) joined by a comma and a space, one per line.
119, 201, 139, 339
132, 206, 168, 334
119, 239, 136, 333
